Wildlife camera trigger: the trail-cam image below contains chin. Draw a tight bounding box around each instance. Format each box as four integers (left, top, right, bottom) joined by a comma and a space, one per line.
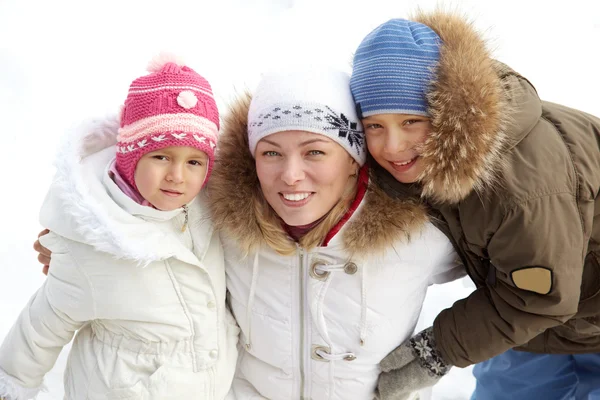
281, 217, 308, 227
279, 213, 314, 227
387, 168, 419, 184
154, 201, 184, 211
396, 176, 418, 184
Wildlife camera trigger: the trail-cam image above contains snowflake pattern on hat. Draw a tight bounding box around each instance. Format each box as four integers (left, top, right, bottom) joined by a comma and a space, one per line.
249, 104, 364, 158
247, 68, 366, 166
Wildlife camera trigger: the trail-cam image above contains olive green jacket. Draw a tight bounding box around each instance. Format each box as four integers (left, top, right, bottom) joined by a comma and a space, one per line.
376, 11, 600, 368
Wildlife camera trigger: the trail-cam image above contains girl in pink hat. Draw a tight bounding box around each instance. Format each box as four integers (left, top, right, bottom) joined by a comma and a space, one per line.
0, 55, 239, 400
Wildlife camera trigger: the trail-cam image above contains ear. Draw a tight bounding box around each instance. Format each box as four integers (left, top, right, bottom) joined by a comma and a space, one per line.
350, 158, 359, 176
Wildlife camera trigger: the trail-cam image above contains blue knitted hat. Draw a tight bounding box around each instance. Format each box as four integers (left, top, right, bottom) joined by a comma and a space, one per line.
350, 19, 441, 118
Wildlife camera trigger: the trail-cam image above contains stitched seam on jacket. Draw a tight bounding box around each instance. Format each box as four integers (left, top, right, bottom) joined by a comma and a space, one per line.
541, 115, 586, 256
164, 260, 198, 371
229, 294, 287, 320
83, 356, 101, 399
48, 237, 98, 319
507, 190, 576, 213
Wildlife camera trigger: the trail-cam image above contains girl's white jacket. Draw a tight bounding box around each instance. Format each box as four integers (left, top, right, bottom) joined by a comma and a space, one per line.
0, 116, 239, 400
208, 95, 466, 400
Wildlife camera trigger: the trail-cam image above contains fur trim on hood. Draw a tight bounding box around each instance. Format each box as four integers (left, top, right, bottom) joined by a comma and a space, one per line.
208, 93, 428, 257
411, 10, 541, 203
40, 115, 205, 264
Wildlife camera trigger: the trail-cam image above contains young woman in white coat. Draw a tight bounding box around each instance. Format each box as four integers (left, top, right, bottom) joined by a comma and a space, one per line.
0, 58, 239, 400
208, 68, 464, 400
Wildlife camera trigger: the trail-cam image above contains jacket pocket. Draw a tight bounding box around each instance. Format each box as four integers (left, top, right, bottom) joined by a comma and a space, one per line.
105, 366, 203, 400
579, 252, 600, 302
557, 252, 600, 338
105, 379, 144, 399
555, 315, 600, 340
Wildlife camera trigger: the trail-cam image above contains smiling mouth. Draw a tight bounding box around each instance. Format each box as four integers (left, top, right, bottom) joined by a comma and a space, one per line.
281, 192, 311, 201
392, 157, 417, 166
389, 156, 419, 172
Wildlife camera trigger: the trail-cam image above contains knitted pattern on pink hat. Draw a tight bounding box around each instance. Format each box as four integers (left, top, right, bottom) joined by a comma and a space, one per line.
116, 55, 219, 190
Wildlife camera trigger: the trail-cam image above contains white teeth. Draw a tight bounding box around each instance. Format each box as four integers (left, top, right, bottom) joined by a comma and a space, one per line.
393, 158, 415, 166
282, 192, 311, 201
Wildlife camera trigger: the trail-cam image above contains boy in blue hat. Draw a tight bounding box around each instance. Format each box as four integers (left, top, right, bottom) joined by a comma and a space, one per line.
351, 11, 600, 400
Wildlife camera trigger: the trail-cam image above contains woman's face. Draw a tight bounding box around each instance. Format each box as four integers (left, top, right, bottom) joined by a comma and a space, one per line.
255, 130, 357, 226
363, 113, 431, 183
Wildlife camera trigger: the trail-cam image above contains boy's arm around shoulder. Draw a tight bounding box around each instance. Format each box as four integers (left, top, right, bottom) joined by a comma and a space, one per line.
433, 192, 586, 367
0, 232, 95, 400
376, 193, 586, 398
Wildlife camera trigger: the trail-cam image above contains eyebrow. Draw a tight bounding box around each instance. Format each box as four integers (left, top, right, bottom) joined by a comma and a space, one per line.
364, 116, 429, 122
299, 138, 330, 146
260, 139, 281, 148
361, 117, 381, 124
189, 150, 208, 158
260, 138, 330, 147
150, 149, 207, 159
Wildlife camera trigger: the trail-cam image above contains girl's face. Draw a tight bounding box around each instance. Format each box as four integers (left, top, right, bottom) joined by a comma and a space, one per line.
363, 113, 431, 183
255, 130, 357, 226
134, 146, 208, 211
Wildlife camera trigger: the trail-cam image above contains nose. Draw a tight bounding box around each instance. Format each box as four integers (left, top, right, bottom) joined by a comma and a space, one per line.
280, 156, 305, 186
166, 162, 184, 183
383, 129, 411, 156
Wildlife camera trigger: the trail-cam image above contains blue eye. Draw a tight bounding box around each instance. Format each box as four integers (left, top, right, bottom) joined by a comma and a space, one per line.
262, 151, 280, 157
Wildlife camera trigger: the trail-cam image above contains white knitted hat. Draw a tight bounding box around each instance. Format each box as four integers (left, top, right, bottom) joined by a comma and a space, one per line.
247, 68, 366, 165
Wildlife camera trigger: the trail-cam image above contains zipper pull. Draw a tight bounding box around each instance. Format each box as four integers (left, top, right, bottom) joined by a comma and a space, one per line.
181, 204, 189, 232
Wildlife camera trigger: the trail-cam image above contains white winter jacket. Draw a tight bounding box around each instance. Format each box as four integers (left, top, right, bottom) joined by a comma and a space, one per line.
0, 117, 239, 400
208, 95, 465, 400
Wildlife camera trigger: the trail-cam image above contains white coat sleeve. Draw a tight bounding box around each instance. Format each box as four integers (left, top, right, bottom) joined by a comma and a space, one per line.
0, 233, 95, 400
427, 232, 466, 285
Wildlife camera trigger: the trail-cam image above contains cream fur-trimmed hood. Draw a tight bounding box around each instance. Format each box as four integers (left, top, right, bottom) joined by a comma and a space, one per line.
208, 93, 429, 256
408, 10, 542, 203
39, 115, 210, 263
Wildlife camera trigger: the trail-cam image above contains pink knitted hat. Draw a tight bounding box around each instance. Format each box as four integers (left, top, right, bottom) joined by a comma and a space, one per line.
116, 55, 219, 190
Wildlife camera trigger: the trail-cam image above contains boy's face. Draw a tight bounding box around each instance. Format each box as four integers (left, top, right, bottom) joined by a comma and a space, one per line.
134, 147, 208, 211
363, 113, 431, 184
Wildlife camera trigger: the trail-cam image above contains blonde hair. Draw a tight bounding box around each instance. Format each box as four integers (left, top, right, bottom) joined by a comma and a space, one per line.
254, 172, 359, 256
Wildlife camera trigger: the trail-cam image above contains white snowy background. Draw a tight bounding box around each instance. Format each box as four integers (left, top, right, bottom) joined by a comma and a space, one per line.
1, 0, 599, 399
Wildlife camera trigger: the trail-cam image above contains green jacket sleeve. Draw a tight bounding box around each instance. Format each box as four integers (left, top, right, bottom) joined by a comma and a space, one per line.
433, 192, 586, 367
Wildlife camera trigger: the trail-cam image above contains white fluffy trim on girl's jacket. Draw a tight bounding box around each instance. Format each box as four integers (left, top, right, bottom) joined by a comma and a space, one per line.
0, 368, 45, 400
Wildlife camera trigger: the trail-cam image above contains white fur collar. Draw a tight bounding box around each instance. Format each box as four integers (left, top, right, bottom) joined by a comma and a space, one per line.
39, 115, 212, 264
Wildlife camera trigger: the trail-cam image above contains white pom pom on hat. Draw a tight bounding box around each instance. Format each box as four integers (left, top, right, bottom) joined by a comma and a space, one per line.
146, 51, 186, 73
